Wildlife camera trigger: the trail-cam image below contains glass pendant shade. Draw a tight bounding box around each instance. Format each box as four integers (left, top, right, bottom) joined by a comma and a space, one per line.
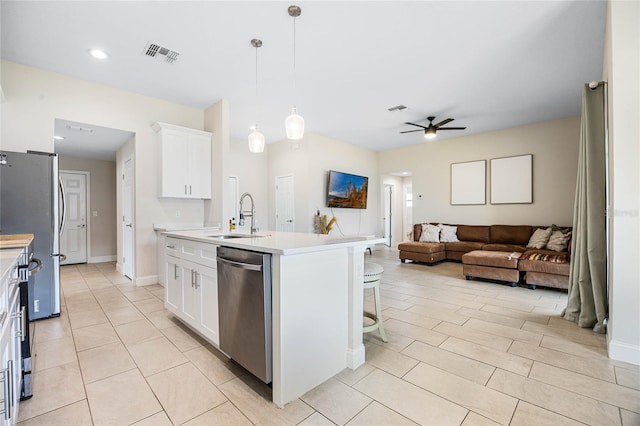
285, 107, 305, 140
248, 127, 265, 153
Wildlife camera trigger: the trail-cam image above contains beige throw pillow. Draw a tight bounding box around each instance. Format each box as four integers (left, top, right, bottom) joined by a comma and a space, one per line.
438, 224, 459, 243
419, 224, 440, 242
527, 227, 552, 249
545, 230, 572, 252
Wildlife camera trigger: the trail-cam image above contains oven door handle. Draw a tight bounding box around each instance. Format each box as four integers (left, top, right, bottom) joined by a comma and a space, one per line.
28, 258, 43, 274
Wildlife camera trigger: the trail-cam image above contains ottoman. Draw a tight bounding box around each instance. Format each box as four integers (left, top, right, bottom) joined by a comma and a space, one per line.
462, 250, 522, 287
398, 241, 446, 264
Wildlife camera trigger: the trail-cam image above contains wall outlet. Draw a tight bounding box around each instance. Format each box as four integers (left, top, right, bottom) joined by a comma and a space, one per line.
92, 211, 98, 217
34, 299, 40, 313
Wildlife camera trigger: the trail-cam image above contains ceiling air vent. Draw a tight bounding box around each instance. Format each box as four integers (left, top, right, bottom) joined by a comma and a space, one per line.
143, 42, 180, 64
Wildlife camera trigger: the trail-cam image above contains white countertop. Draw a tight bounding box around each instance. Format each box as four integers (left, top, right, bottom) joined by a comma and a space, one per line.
162, 229, 385, 255
153, 223, 221, 232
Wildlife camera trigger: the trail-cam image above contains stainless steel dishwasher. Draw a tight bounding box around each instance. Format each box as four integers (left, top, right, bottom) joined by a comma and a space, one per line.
216, 246, 272, 384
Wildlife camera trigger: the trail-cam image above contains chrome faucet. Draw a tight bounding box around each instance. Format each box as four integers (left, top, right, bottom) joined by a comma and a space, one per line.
239, 192, 257, 234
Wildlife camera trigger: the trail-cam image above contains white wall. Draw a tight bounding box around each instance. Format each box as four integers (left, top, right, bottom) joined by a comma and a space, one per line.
378, 117, 580, 227
1, 61, 205, 282
381, 175, 405, 246
605, 0, 640, 365
268, 133, 380, 236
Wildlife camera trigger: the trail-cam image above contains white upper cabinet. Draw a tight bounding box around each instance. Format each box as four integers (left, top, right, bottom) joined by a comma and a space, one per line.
153, 122, 212, 199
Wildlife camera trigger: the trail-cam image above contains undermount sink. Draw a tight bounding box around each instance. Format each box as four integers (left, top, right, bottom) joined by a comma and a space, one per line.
208, 234, 265, 239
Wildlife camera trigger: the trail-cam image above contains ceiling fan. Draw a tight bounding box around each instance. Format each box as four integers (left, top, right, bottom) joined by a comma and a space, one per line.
401, 116, 466, 139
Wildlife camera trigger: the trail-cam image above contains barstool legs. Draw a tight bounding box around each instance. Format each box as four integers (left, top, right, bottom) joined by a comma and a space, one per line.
363, 279, 388, 343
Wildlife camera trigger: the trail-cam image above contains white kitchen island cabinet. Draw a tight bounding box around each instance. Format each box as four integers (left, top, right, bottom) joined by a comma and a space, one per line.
162, 230, 384, 408
152, 122, 212, 199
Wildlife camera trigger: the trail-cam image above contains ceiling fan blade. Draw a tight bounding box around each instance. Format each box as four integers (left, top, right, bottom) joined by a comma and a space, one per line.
437, 127, 467, 130
404, 122, 428, 129
433, 118, 454, 128
400, 129, 425, 134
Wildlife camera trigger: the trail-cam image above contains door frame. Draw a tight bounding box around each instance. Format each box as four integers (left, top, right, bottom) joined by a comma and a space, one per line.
122, 155, 135, 279
383, 184, 393, 247
60, 169, 91, 263
275, 174, 294, 232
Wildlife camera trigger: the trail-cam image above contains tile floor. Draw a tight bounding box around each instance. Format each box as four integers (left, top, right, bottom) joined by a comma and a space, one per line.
16, 247, 640, 425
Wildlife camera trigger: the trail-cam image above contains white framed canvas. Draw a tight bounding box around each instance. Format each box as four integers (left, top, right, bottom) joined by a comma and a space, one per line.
450, 160, 486, 205
490, 154, 533, 204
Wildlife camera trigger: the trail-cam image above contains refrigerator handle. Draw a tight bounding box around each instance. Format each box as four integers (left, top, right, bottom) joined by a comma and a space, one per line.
59, 176, 66, 234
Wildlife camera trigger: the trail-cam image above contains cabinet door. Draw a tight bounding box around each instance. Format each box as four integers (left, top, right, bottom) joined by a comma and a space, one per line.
187, 133, 212, 199
160, 129, 189, 197
165, 256, 182, 314
181, 262, 200, 326
198, 265, 219, 345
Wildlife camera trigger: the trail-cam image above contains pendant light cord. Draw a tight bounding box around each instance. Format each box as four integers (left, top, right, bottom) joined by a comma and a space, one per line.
292, 14, 297, 101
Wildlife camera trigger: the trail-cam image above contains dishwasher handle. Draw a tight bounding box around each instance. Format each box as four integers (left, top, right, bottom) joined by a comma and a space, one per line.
217, 256, 263, 272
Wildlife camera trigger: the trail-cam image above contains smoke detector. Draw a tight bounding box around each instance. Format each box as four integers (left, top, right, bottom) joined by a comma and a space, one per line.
143, 41, 180, 64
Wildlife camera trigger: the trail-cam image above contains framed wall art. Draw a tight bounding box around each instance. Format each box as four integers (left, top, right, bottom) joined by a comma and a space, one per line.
490, 154, 533, 204
450, 160, 486, 205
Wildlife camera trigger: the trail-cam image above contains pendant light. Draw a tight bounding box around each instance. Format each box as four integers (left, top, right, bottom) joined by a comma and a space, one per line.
248, 38, 265, 153
285, 5, 304, 140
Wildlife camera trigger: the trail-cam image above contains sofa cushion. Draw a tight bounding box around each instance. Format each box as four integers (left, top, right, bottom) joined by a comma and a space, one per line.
521, 252, 569, 263
456, 225, 490, 243
444, 241, 485, 252
518, 259, 570, 276
398, 241, 445, 254
490, 225, 533, 245
419, 224, 441, 242
462, 250, 521, 269
545, 230, 572, 252
482, 244, 528, 253
438, 224, 459, 242
527, 227, 553, 249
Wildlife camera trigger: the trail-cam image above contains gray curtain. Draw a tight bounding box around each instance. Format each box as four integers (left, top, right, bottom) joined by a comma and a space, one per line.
563, 84, 607, 333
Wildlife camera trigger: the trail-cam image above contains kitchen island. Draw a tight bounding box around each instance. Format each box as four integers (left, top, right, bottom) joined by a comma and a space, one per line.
161, 229, 384, 408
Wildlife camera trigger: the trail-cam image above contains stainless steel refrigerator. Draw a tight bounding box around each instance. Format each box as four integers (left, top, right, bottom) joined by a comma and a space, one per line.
0, 150, 62, 319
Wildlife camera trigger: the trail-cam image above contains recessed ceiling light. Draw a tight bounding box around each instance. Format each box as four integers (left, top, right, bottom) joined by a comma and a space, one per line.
88, 49, 109, 60
53, 135, 65, 140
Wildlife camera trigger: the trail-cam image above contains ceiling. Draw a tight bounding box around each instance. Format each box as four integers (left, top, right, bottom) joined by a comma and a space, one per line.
54, 119, 134, 161
1, 1, 607, 155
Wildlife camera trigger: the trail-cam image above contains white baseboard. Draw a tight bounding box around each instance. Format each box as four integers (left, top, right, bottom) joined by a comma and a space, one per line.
89, 255, 117, 264
609, 339, 640, 366
134, 275, 159, 287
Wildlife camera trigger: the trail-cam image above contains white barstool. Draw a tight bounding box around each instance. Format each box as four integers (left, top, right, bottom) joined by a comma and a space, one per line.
363, 262, 388, 342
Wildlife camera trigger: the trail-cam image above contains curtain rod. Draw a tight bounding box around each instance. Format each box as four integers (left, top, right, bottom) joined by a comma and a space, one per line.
588, 80, 607, 90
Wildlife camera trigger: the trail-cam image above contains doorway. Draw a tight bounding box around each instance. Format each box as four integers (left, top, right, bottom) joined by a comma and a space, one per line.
122, 156, 134, 279
275, 175, 294, 232
59, 171, 88, 265
383, 184, 393, 247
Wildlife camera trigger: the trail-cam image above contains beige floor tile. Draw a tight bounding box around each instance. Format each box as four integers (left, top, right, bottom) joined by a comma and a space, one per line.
364, 341, 418, 377
127, 336, 188, 376
540, 334, 608, 359
182, 401, 253, 426
434, 323, 514, 352
161, 324, 203, 352
440, 337, 532, 376
219, 375, 314, 426
382, 318, 448, 347
621, 408, 640, 425
404, 362, 517, 424
365, 328, 413, 352
131, 411, 172, 426
383, 307, 442, 329
301, 378, 371, 425
103, 305, 145, 326
529, 362, 640, 413
17, 399, 93, 426
133, 297, 166, 314
487, 368, 621, 425
401, 340, 495, 386
147, 362, 227, 425
114, 318, 163, 346
33, 316, 73, 343
184, 345, 244, 385
480, 304, 550, 325
86, 369, 162, 425
405, 295, 465, 312
509, 340, 616, 382
522, 320, 607, 348
17, 362, 86, 422
475, 295, 536, 313
298, 411, 337, 426
510, 401, 583, 426
68, 308, 109, 329
456, 306, 525, 329
352, 369, 468, 425
616, 365, 640, 390
120, 288, 155, 302
145, 309, 182, 329
346, 401, 417, 425
33, 337, 78, 372
407, 304, 470, 325
463, 318, 543, 345
72, 322, 119, 352
461, 411, 502, 426
77, 341, 136, 384
334, 364, 376, 387
379, 288, 413, 301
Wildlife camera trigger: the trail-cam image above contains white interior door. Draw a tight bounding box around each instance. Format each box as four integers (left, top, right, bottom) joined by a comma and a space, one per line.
383, 184, 392, 247
276, 175, 294, 232
60, 171, 88, 265
123, 157, 134, 278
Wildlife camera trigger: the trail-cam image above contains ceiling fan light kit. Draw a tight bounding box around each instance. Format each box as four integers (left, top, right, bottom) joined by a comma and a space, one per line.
285, 5, 305, 140
248, 38, 265, 153
401, 116, 467, 139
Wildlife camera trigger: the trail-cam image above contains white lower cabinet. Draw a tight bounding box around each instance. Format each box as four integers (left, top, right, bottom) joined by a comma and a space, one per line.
0, 259, 21, 425
164, 239, 219, 346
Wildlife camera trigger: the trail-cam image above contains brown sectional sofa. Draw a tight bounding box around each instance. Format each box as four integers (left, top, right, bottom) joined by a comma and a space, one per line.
398, 223, 571, 290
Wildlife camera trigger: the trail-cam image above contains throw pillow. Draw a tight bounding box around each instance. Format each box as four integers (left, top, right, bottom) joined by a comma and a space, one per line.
438, 224, 460, 243
545, 230, 572, 252
419, 224, 440, 243
527, 227, 552, 249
